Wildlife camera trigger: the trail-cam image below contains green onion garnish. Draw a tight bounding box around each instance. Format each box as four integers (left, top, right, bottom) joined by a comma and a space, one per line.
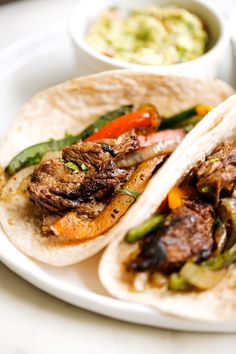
65, 161, 89, 173
115, 188, 140, 199
209, 158, 220, 164
201, 185, 215, 195
65, 161, 79, 172
80, 163, 89, 172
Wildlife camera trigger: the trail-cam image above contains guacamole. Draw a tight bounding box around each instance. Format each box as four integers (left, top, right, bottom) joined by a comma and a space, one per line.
86, 6, 208, 66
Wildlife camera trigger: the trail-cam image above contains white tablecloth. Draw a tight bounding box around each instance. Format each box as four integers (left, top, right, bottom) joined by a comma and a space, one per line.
0, 1, 236, 353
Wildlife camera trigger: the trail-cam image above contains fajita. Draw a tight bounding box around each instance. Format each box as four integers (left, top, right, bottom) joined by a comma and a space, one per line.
0, 71, 233, 266
100, 95, 236, 322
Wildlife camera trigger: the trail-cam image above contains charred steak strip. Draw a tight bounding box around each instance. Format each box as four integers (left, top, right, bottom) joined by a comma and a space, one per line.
128, 200, 214, 273
196, 140, 236, 197
62, 131, 139, 167
28, 132, 139, 213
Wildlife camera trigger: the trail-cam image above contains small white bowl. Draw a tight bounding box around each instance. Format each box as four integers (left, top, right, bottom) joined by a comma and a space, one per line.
69, 0, 230, 78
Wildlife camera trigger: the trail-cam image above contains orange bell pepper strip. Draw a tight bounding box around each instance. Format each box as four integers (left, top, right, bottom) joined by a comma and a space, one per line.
85, 106, 159, 142
168, 186, 188, 209
195, 105, 213, 118
51, 158, 159, 242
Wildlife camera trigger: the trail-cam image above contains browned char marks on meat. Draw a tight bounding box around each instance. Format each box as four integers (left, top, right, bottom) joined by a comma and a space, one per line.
196, 139, 236, 197
28, 131, 139, 213
63, 131, 139, 166
128, 200, 214, 273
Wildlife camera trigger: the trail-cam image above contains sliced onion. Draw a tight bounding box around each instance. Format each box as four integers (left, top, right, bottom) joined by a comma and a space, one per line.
1, 165, 35, 200
133, 272, 149, 292
117, 139, 180, 168
219, 198, 236, 249
214, 223, 227, 255
138, 128, 185, 147
150, 272, 167, 288
180, 262, 224, 290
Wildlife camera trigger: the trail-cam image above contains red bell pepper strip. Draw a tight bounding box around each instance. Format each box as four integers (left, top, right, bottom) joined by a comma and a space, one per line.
85, 106, 159, 142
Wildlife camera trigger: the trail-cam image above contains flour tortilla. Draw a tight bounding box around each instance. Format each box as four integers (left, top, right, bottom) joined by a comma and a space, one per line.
0, 70, 234, 267
99, 102, 236, 323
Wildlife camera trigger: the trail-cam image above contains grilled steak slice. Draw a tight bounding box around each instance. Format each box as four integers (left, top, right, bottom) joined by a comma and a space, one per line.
128, 200, 214, 273
196, 139, 236, 198
63, 131, 139, 166
28, 131, 139, 213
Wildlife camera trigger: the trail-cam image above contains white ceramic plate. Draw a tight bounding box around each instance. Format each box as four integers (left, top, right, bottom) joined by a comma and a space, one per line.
1, 22, 236, 332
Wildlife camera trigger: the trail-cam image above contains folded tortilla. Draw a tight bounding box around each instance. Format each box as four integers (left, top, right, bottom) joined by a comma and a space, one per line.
99, 95, 236, 323
0, 70, 234, 267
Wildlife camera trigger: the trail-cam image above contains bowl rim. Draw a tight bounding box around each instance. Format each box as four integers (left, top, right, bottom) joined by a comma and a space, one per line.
68, 0, 230, 70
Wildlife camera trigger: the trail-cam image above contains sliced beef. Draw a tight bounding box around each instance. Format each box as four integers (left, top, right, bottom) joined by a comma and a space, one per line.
128, 200, 214, 273
196, 139, 236, 198
63, 131, 139, 166
28, 131, 139, 213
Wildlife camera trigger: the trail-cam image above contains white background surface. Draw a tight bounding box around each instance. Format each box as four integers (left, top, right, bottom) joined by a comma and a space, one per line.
0, 1, 236, 353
